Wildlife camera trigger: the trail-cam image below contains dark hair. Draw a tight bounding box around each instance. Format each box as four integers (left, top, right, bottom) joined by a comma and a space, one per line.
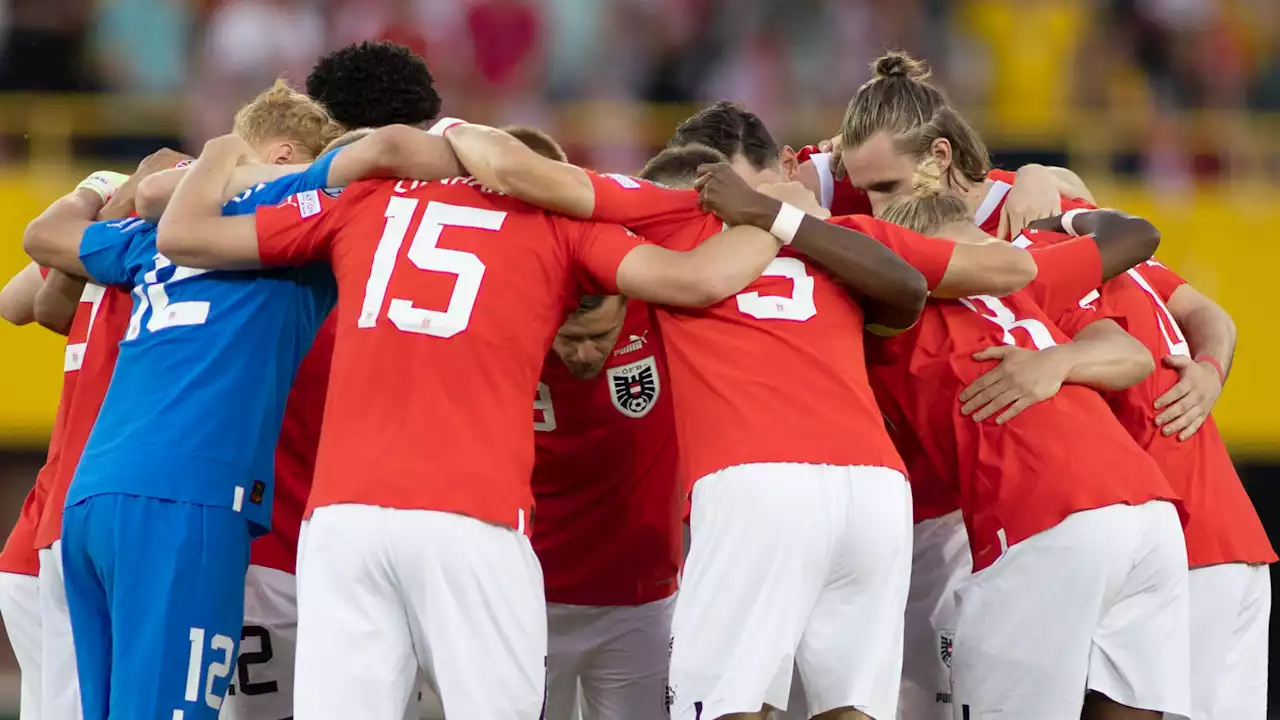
667, 100, 780, 171
840, 50, 990, 187
501, 125, 567, 162
639, 144, 729, 189
306, 41, 442, 130
574, 295, 609, 314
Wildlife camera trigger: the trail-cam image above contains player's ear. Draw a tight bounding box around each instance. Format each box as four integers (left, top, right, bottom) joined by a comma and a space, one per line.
928, 138, 953, 178
266, 141, 298, 165
778, 145, 799, 181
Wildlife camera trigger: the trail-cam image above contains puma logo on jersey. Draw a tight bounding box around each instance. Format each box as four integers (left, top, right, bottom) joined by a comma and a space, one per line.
1078, 289, 1100, 308
613, 331, 649, 356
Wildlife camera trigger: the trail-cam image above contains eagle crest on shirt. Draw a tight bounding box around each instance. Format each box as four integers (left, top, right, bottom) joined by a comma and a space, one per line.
606, 355, 660, 419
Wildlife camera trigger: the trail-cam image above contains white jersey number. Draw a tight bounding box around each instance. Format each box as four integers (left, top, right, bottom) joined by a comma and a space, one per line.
125, 254, 211, 341
1125, 268, 1189, 357
533, 381, 557, 432
360, 198, 501, 339
185, 626, 235, 710
735, 257, 817, 322
960, 295, 1058, 350
64, 283, 106, 372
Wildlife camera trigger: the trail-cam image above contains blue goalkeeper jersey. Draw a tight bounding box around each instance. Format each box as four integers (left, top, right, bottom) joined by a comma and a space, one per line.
69, 150, 342, 534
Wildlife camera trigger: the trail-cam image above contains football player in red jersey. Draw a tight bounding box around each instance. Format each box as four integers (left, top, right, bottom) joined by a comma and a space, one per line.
439, 120, 1075, 720
871, 189, 1189, 720
501, 127, 684, 720
973, 226, 1274, 719
156, 126, 788, 720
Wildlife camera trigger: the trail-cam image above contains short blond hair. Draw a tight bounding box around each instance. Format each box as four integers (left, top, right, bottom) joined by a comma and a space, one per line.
878, 157, 970, 235
233, 79, 342, 161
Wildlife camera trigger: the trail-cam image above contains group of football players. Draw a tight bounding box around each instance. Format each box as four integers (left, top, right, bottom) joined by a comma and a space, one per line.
0, 36, 1271, 720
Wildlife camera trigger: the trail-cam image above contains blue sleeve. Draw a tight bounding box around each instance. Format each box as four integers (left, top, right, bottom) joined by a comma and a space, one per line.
297, 146, 342, 192
221, 148, 344, 217
79, 218, 148, 287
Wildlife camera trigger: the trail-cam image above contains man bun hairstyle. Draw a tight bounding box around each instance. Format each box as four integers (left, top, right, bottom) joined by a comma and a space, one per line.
306, 41, 442, 130
841, 50, 991, 188
668, 100, 780, 171
638, 144, 730, 189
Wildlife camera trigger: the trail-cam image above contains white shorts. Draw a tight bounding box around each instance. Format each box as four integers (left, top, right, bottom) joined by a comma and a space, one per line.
37, 543, 79, 720
1168, 562, 1271, 720
220, 565, 297, 720
544, 595, 675, 720
669, 463, 912, 720
951, 501, 1191, 720
899, 511, 970, 720
0, 570, 41, 720
294, 505, 546, 720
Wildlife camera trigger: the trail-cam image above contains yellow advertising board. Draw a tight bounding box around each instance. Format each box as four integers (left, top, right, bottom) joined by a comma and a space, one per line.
0, 173, 1277, 455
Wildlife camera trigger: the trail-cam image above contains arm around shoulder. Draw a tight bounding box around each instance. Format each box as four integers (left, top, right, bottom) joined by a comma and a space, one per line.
615, 226, 781, 308
933, 240, 1037, 299
33, 269, 86, 335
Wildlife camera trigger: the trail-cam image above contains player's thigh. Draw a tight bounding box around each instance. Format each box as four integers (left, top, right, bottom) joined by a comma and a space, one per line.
1213, 564, 1271, 720
797, 466, 912, 720
545, 603, 592, 720
1090, 501, 1189, 718
899, 511, 970, 720
950, 508, 1127, 720
58, 497, 115, 720
294, 504, 420, 720
394, 509, 546, 720
106, 499, 252, 720
38, 543, 80, 720
671, 463, 839, 720
221, 565, 297, 720
0, 570, 42, 720
579, 596, 675, 720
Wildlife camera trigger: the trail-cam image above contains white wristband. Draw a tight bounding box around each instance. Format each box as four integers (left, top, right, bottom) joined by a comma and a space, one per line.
1060, 207, 1089, 236
76, 170, 130, 203
768, 203, 805, 246
427, 117, 466, 136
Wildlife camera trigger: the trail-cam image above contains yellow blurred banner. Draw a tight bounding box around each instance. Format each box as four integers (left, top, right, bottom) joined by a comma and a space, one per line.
0, 173, 1278, 455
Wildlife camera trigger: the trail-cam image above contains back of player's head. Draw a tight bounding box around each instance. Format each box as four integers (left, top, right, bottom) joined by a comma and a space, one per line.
639, 144, 729, 189
878, 157, 971, 235
501, 125, 567, 162
840, 51, 990, 187
306, 41, 442, 130
234, 79, 342, 162
322, 127, 376, 156
668, 101, 780, 171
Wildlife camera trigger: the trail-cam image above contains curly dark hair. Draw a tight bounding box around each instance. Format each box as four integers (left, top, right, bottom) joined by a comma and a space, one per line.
305, 41, 442, 130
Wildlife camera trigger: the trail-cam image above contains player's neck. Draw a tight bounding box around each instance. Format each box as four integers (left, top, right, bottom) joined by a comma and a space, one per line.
949, 176, 994, 217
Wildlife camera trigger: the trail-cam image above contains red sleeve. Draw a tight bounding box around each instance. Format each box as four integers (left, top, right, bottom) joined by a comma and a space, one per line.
1024, 236, 1104, 317
1136, 259, 1187, 302
254, 188, 344, 266
564, 218, 647, 295
587, 171, 705, 237
829, 215, 956, 290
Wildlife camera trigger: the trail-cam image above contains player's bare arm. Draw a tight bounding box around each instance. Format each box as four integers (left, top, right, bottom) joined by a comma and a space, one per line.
1046, 166, 1096, 205
23, 188, 109, 277
959, 319, 1154, 424
998, 164, 1071, 240
1029, 209, 1161, 281
1153, 283, 1235, 439
931, 239, 1038, 299
697, 162, 927, 330
0, 263, 43, 326
614, 225, 782, 308
444, 122, 596, 218
157, 134, 265, 270
137, 163, 297, 220
32, 270, 84, 335
325, 123, 464, 188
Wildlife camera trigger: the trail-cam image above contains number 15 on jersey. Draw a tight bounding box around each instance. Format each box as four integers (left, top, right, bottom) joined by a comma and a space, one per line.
360, 198, 504, 339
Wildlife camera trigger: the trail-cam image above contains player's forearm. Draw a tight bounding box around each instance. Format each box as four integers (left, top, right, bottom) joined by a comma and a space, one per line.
33, 269, 85, 335
23, 189, 105, 275
328, 125, 463, 188
445, 123, 594, 218
158, 144, 242, 264
1050, 210, 1160, 281
139, 164, 300, 221
933, 240, 1037, 299
1168, 285, 1236, 381
1053, 320, 1155, 391
0, 262, 43, 326
1042, 165, 1096, 205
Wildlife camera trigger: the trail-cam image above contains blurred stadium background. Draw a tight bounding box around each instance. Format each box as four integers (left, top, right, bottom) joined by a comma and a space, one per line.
0, 0, 1279, 715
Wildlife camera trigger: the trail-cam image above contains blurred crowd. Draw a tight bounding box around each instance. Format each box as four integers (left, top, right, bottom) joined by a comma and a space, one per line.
0, 0, 1277, 182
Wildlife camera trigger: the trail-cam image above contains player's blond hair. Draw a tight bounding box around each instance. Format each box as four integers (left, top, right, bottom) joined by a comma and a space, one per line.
840, 51, 991, 189
233, 79, 343, 161
878, 156, 971, 235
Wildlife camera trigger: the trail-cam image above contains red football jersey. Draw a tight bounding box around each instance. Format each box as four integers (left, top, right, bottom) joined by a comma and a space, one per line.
867, 230, 1180, 571
250, 313, 336, 574
35, 284, 130, 551
975, 168, 1096, 236
1017, 247, 1273, 567
254, 179, 644, 530
796, 145, 874, 216
531, 300, 681, 606
589, 172, 956, 488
